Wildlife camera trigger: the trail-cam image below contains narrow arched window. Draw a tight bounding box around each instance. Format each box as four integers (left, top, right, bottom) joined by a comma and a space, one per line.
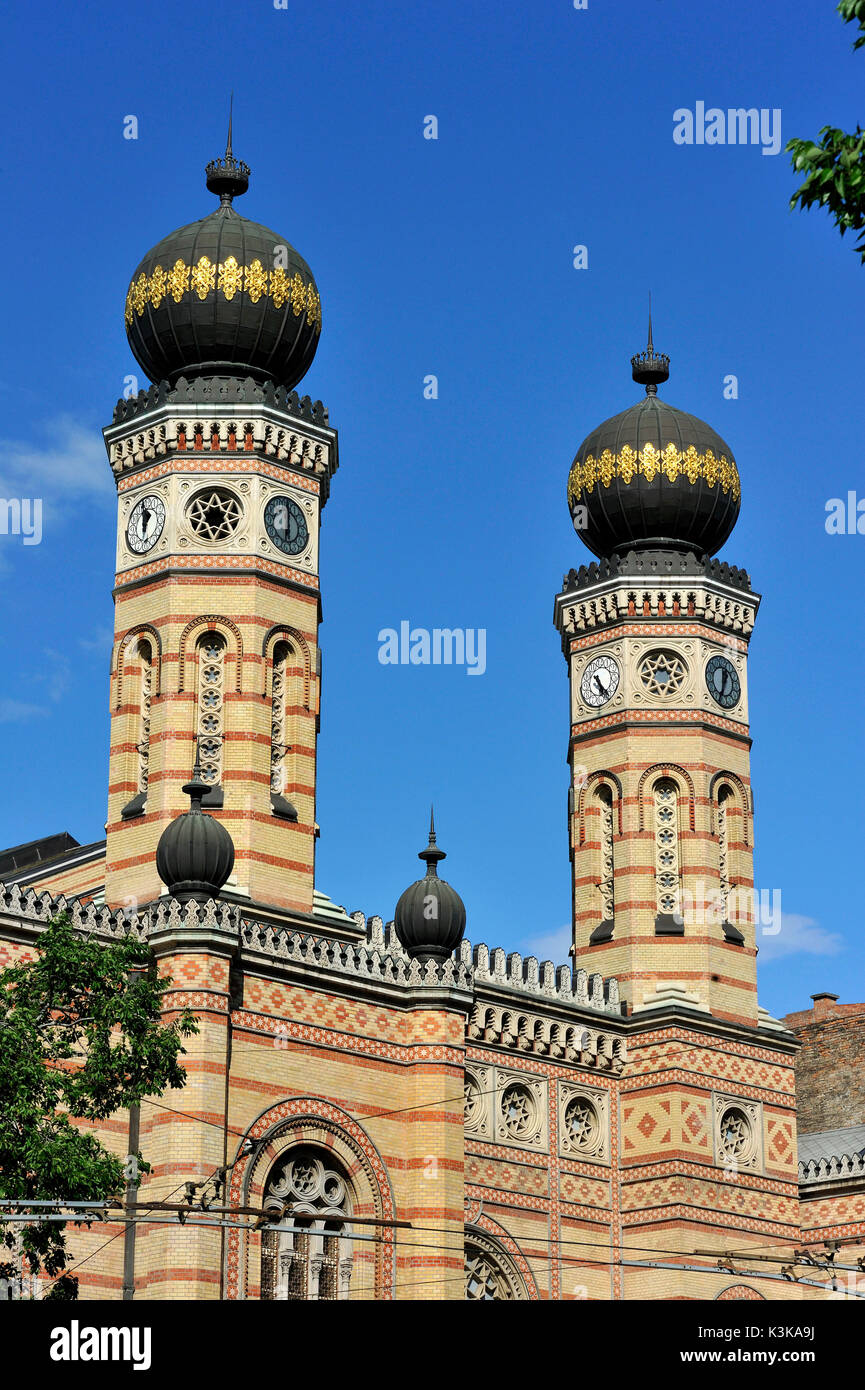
260, 1149, 353, 1301
589, 783, 615, 943
270, 641, 290, 797
715, 783, 745, 943
136, 639, 153, 796
120, 637, 153, 820
269, 640, 301, 820
196, 633, 225, 795
654, 778, 683, 934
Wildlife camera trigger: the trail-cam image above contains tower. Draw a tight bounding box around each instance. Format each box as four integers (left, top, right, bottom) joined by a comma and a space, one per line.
554, 326, 760, 1026
103, 130, 337, 915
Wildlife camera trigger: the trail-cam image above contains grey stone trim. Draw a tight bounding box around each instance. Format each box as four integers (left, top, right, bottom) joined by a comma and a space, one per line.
799, 1151, 865, 1185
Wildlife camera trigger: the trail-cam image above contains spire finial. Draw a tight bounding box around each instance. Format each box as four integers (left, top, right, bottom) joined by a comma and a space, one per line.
418, 808, 446, 877
182, 737, 211, 813
206, 101, 250, 205
631, 298, 670, 396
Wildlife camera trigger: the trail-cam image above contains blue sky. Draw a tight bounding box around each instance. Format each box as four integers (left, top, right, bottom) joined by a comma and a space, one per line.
0, 0, 862, 1019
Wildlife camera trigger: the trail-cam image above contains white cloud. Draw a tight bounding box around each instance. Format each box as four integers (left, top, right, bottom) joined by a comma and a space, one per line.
0, 698, 45, 723
0, 416, 110, 509
520, 924, 572, 967
757, 913, 844, 964
521, 914, 843, 970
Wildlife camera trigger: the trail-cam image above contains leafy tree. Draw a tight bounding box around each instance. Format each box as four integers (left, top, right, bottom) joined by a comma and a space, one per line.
0, 912, 197, 1299
786, 2, 865, 261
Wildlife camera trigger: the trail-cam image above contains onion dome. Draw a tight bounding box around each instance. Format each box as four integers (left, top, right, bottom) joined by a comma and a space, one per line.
393, 810, 466, 964
156, 760, 235, 903
124, 115, 321, 391
567, 318, 740, 559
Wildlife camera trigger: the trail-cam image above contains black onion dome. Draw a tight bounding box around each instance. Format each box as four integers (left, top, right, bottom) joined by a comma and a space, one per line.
393, 811, 466, 964
124, 128, 321, 391
567, 326, 740, 559
156, 769, 235, 903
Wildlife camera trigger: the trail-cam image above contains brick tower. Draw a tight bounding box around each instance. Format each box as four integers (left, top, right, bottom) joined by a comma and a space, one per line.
102, 131, 337, 916
554, 325, 761, 1026
553, 328, 800, 1293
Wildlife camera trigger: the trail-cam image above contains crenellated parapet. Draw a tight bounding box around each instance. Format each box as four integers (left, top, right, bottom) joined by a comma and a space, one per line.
799, 1151, 865, 1185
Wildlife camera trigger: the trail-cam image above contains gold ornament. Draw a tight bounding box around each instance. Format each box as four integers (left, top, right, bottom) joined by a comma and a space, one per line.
218, 255, 243, 302
245, 259, 268, 304
567, 443, 741, 504
290, 272, 307, 316
148, 264, 167, 311
190, 255, 216, 301
167, 259, 190, 303
270, 266, 289, 309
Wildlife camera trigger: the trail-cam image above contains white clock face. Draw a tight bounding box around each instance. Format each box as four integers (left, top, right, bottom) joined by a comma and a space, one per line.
580, 655, 620, 708
127, 495, 166, 554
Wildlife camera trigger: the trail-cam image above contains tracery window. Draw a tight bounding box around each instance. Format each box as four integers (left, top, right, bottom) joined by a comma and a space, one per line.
464, 1230, 527, 1301
136, 639, 153, 796
717, 784, 733, 920
196, 634, 225, 789
186, 487, 242, 543
270, 641, 290, 797
595, 783, 614, 926
654, 778, 682, 923
260, 1149, 353, 1302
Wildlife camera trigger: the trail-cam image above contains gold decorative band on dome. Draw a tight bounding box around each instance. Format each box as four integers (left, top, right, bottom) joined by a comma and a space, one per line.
567, 442, 740, 504
124, 255, 322, 332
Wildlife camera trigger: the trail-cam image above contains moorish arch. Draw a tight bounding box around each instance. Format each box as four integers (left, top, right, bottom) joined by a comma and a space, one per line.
113, 622, 162, 709
261, 623, 312, 706
178, 614, 244, 693
225, 1097, 396, 1301
637, 762, 696, 832
464, 1213, 538, 1301
708, 769, 753, 846
577, 769, 624, 843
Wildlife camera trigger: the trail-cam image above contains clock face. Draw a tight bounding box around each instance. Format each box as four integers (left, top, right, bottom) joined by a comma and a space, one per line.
706, 654, 741, 709
264, 495, 309, 556
126, 494, 166, 554
580, 655, 620, 708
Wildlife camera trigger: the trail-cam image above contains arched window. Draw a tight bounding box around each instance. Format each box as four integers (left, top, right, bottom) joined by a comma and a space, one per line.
120, 637, 153, 820
269, 640, 301, 820
464, 1230, 527, 1301
196, 633, 225, 798
260, 1149, 353, 1301
589, 783, 615, 943
136, 639, 153, 798
654, 778, 683, 934
715, 783, 745, 943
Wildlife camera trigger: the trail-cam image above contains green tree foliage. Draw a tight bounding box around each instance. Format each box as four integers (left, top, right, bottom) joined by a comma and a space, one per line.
786, 2, 865, 261
0, 913, 197, 1298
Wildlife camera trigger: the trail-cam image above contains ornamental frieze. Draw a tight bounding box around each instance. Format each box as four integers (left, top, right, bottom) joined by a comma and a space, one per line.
567, 442, 741, 502
125, 255, 322, 331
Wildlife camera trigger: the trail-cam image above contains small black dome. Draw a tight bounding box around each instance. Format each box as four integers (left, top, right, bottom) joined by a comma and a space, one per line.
124, 136, 320, 391
156, 771, 235, 903
567, 332, 740, 559
393, 812, 466, 964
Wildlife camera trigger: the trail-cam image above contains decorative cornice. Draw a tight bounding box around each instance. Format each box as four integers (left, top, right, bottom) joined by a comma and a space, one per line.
799, 1151, 865, 1186
110, 377, 330, 428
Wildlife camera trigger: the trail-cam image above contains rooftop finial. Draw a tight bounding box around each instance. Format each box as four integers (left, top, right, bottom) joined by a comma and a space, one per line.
206, 100, 250, 206
647, 290, 654, 353
631, 297, 670, 396
418, 805, 446, 877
